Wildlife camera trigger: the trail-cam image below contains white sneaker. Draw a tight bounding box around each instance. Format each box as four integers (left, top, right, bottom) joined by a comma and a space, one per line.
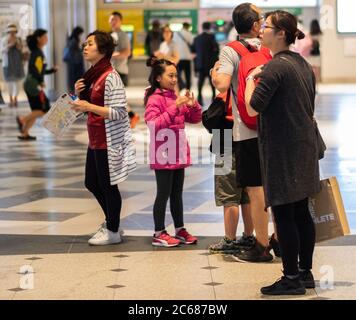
88, 227, 122, 246
95, 222, 124, 236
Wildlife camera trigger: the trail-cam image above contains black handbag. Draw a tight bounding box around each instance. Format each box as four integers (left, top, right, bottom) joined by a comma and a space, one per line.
202, 90, 233, 133
202, 90, 233, 155
280, 56, 326, 160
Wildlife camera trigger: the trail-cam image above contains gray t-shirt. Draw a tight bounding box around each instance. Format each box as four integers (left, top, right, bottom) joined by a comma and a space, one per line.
111, 30, 130, 75
218, 38, 261, 142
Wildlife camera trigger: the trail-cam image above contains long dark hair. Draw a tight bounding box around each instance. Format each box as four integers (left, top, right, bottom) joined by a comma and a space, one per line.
310, 19, 322, 36
144, 57, 176, 106
69, 26, 84, 42
27, 29, 47, 51
266, 10, 305, 45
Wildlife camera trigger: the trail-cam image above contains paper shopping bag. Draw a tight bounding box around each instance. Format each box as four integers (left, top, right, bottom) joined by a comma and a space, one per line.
309, 177, 350, 243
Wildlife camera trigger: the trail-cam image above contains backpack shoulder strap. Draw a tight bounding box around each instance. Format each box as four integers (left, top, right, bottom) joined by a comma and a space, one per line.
227, 41, 251, 57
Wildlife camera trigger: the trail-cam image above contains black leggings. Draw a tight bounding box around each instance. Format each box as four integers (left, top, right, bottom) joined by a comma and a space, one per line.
85, 148, 122, 233
272, 198, 316, 276
153, 169, 185, 232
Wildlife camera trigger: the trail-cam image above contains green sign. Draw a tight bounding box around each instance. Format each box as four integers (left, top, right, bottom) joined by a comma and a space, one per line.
144, 10, 198, 34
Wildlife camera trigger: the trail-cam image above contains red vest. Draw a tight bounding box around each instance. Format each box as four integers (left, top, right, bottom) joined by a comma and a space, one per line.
87, 68, 113, 149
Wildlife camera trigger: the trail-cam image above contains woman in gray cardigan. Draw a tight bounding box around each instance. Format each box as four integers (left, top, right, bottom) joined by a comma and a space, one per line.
245, 10, 321, 296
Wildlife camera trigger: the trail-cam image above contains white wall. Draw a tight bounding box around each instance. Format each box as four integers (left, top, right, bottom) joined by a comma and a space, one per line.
321, 0, 356, 83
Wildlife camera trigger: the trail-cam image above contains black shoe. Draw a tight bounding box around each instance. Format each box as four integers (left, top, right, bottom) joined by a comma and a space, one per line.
268, 233, 281, 257
299, 270, 315, 289
18, 135, 36, 141
261, 276, 306, 296
232, 241, 273, 263
235, 233, 256, 250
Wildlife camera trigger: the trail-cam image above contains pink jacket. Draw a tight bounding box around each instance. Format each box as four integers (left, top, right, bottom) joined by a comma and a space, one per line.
145, 88, 202, 170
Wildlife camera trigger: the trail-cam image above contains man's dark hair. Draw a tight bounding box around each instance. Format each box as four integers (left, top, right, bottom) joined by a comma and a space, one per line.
202, 22, 211, 31
111, 11, 123, 20
232, 2, 260, 34
183, 22, 190, 30
86, 30, 115, 58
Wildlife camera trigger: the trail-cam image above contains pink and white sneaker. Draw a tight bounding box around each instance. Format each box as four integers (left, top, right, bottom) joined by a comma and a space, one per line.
152, 231, 181, 247
175, 228, 198, 245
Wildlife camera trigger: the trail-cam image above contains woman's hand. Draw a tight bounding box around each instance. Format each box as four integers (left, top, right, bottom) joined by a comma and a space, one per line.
249, 65, 264, 79
154, 51, 164, 59
70, 100, 92, 113
53, 65, 59, 72
184, 90, 197, 107
74, 79, 86, 96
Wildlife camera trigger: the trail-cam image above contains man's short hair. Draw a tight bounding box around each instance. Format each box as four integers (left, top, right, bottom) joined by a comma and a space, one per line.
111, 11, 123, 20
202, 22, 211, 31
183, 22, 190, 29
232, 3, 260, 34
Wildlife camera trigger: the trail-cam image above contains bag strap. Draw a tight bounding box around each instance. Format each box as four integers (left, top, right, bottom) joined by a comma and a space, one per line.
279, 55, 315, 121
177, 31, 191, 49
226, 40, 258, 113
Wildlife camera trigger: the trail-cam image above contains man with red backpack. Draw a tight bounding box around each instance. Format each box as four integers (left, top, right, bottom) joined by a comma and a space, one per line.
211, 3, 280, 262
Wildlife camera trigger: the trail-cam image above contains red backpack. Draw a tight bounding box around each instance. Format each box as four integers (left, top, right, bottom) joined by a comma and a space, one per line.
225, 41, 272, 130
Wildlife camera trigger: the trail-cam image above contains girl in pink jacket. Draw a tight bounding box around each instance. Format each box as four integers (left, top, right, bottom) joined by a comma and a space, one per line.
144, 57, 202, 247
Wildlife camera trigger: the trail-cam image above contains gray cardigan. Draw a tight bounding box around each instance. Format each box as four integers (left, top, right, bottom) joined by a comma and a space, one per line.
251, 50, 321, 208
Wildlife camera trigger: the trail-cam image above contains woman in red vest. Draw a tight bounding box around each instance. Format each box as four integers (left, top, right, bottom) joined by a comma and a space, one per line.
70, 30, 136, 246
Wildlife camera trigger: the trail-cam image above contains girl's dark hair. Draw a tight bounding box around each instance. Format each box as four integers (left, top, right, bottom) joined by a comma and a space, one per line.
144, 57, 176, 106
266, 10, 305, 45
70, 26, 84, 41
26, 29, 47, 51
310, 19, 322, 36
86, 30, 115, 58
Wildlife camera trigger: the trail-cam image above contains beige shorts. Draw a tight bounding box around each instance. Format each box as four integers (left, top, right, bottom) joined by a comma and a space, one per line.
214, 155, 250, 207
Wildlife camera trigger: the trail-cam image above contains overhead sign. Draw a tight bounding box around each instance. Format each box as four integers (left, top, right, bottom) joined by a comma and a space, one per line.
200, 0, 317, 8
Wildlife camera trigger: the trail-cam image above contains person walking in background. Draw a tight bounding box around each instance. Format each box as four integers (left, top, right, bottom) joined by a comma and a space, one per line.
0, 88, 5, 106
294, 19, 322, 83
192, 22, 219, 106
1, 24, 25, 108
71, 31, 136, 246
307, 19, 322, 83
245, 10, 321, 295
145, 20, 162, 57
174, 22, 193, 91
16, 29, 58, 141
109, 11, 140, 128
154, 25, 180, 65
144, 57, 202, 247
63, 26, 85, 92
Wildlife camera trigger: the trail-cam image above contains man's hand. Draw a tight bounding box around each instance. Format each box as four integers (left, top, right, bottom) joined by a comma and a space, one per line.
210, 61, 220, 78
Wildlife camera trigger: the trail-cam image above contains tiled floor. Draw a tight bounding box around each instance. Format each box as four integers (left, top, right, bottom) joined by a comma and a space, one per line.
0, 85, 356, 300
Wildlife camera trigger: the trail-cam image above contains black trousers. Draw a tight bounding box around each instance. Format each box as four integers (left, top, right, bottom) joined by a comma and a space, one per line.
85, 148, 122, 232
197, 70, 215, 105
272, 198, 316, 276
178, 60, 192, 91
153, 169, 185, 232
